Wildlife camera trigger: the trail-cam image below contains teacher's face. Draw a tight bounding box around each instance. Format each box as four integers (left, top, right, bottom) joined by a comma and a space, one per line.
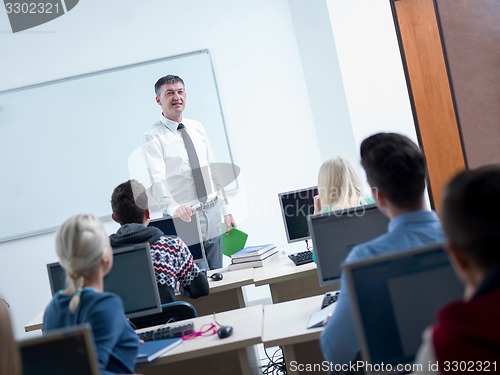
156, 81, 186, 121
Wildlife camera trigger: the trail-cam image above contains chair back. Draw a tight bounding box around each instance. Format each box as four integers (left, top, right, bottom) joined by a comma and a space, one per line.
130, 301, 198, 329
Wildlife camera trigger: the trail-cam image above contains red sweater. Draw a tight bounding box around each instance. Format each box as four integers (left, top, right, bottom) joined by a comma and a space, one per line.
432, 281, 500, 373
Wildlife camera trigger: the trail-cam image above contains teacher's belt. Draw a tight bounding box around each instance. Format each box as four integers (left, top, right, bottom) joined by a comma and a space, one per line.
195, 196, 219, 212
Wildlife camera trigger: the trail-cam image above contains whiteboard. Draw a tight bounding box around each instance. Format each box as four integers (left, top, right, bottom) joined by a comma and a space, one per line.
0, 49, 236, 242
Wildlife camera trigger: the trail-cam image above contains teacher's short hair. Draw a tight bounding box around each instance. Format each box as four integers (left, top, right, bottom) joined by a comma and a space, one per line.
154, 75, 184, 96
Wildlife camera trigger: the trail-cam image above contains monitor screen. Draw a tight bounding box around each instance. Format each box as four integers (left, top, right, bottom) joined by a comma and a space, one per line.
278, 186, 318, 243
308, 204, 389, 287
344, 243, 463, 372
47, 243, 162, 319
148, 212, 206, 263
19, 324, 99, 375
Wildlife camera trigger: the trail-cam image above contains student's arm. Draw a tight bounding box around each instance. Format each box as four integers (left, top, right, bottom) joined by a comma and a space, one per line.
179, 269, 210, 299
176, 241, 209, 298
89, 295, 138, 375
320, 275, 361, 365
412, 327, 439, 375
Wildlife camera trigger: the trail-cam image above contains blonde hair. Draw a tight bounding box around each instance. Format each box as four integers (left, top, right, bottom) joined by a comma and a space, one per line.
0, 298, 21, 375
317, 157, 366, 213
56, 214, 110, 313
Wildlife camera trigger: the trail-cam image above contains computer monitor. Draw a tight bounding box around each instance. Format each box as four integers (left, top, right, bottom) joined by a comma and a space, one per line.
148, 211, 207, 264
19, 324, 99, 375
278, 186, 318, 244
307, 204, 389, 287
47, 243, 162, 319
344, 243, 463, 374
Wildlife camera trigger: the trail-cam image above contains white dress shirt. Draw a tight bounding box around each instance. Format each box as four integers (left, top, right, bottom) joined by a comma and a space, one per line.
142, 116, 230, 217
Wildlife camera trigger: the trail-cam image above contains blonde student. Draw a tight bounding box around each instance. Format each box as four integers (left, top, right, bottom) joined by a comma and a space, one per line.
314, 156, 373, 214
43, 214, 139, 375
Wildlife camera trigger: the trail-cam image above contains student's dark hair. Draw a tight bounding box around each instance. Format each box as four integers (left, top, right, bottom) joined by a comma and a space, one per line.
360, 132, 426, 209
154, 75, 185, 96
442, 165, 500, 270
111, 180, 148, 225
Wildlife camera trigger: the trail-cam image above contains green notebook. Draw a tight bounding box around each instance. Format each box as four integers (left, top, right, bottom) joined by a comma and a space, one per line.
222, 224, 249, 257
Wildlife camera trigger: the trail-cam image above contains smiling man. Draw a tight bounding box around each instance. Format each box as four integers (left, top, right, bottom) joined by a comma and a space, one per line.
142, 75, 236, 270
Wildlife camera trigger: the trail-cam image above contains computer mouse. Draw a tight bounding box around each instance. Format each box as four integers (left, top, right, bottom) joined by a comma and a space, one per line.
210, 272, 223, 281
217, 325, 233, 339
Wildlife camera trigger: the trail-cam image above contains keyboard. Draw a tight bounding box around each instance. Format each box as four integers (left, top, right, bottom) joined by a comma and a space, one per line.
321, 291, 340, 309
138, 322, 195, 342
288, 250, 314, 266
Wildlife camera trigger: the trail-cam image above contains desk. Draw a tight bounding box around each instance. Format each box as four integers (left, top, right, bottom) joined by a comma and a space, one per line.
263, 295, 327, 375
24, 267, 254, 332
176, 267, 254, 316
25, 310, 43, 332
136, 305, 263, 375
253, 253, 336, 303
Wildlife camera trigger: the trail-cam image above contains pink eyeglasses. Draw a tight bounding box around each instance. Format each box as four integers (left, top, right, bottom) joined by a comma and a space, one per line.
181, 322, 217, 340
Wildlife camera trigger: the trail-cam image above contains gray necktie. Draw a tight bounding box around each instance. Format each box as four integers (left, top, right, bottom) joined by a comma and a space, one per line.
177, 123, 208, 203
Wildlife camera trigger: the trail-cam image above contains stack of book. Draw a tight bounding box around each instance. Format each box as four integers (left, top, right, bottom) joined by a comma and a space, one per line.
227, 243, 277, 271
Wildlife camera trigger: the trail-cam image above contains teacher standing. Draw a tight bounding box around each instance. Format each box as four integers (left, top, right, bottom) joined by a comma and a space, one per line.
142, 75, 236, 270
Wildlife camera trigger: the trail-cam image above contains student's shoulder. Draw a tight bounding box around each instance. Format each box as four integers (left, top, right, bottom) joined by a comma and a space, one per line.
85, 290, 123, 308
152, 234, 183, 249
345, 232, 393, 263
152, 235, 194, 259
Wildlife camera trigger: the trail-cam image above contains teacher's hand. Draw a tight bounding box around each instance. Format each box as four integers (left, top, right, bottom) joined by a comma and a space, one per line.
174, 204, 194, 222
223, 214, 237, 235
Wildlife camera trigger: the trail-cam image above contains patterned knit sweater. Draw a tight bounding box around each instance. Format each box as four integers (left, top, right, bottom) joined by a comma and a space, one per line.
109, 223, 209, 303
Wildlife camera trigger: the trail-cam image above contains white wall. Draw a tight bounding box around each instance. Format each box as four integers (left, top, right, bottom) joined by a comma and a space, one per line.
0, 0, 418, 338
326, 0, 430, 204
326, 0, 418, 148
288, 0, 359, 167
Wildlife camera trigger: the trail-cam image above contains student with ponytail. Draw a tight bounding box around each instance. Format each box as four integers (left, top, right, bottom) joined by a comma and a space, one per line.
43, 214, 139, 375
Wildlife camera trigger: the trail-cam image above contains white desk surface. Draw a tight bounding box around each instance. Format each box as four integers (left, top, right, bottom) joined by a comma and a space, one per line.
205, 266, 255, 292
253, 251, 319, 286
262, 294, 324, 347
25, 309, 44, 332
136, 304, 264, 365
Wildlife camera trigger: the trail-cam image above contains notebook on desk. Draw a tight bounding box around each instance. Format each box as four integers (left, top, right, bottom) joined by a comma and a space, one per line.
344, 243, 463, 375
137, 337, 182, 363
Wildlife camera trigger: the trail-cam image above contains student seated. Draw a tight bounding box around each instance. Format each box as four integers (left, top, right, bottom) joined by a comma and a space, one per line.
320, 133, 444, 373
314, 156, 374, 214
413, 165, 500, 373
43, 214, 139, 375
0, 297, 21, 375
110, 179, 209, 304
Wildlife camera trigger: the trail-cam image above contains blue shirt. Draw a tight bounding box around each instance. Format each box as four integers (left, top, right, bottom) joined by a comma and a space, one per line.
44, 288, 139, 375
320, 210, 444, 365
